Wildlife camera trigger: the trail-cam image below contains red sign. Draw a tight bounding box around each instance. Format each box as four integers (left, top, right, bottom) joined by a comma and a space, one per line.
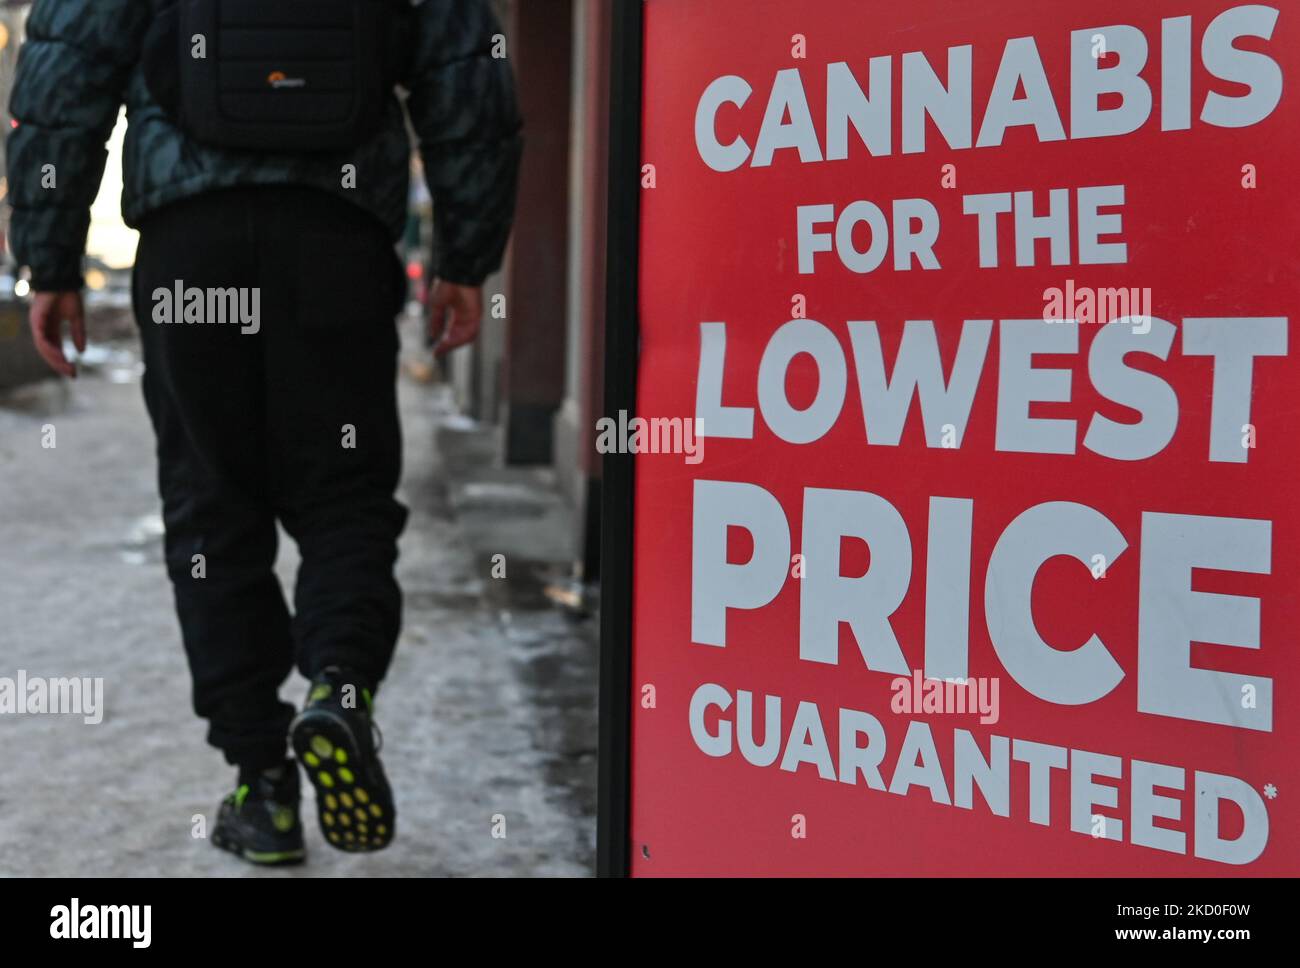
629, 0, 1298, 875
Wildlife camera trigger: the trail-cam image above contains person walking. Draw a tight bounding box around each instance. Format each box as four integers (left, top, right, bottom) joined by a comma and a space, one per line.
6, 0, 522, 865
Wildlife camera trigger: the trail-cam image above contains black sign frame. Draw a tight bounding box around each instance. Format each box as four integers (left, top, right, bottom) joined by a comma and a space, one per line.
596, 0, 644, 879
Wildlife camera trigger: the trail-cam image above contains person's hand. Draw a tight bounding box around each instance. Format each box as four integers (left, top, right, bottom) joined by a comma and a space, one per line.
28, 290, 86, 378
426, 280, 483, 357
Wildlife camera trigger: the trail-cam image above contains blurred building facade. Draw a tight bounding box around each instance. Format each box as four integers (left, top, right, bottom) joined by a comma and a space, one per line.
0, 1, 28, 265
447, 0, 609, 581
0, 1, 37, 388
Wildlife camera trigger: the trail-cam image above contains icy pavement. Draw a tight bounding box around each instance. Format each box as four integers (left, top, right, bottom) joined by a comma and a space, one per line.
0, 315, 597, 877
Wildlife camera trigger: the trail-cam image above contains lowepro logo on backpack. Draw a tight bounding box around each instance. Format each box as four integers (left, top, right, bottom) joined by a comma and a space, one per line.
143, 0, 414, 153
267, 71, 307, 89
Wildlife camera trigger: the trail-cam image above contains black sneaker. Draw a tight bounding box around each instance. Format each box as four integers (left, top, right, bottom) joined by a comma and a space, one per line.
212, 761, 306, 866
289, 667, 395, 852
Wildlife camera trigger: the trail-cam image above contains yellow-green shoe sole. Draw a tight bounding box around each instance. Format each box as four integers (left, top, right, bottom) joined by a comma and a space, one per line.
290, 712, 395, 853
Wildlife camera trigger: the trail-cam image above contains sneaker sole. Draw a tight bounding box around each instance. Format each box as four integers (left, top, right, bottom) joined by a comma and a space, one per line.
290, 709, 396, 853
211, 829, 306, 867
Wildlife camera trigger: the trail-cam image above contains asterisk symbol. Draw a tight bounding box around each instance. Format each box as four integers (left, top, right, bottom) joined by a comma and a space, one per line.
1264, 783, 1278, 800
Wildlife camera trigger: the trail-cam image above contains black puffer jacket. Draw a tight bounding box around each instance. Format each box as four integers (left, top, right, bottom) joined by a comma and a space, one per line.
6, 0, 523, 290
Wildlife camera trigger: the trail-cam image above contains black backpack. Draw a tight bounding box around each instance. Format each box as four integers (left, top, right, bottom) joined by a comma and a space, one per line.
143, 0, 415, 153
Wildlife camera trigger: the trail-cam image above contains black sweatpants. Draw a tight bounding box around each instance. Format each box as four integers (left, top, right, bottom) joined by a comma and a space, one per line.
132, 186, 409, 770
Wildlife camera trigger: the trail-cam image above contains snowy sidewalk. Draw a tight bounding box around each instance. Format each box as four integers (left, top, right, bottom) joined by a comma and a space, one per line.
0, 313, 596, 877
